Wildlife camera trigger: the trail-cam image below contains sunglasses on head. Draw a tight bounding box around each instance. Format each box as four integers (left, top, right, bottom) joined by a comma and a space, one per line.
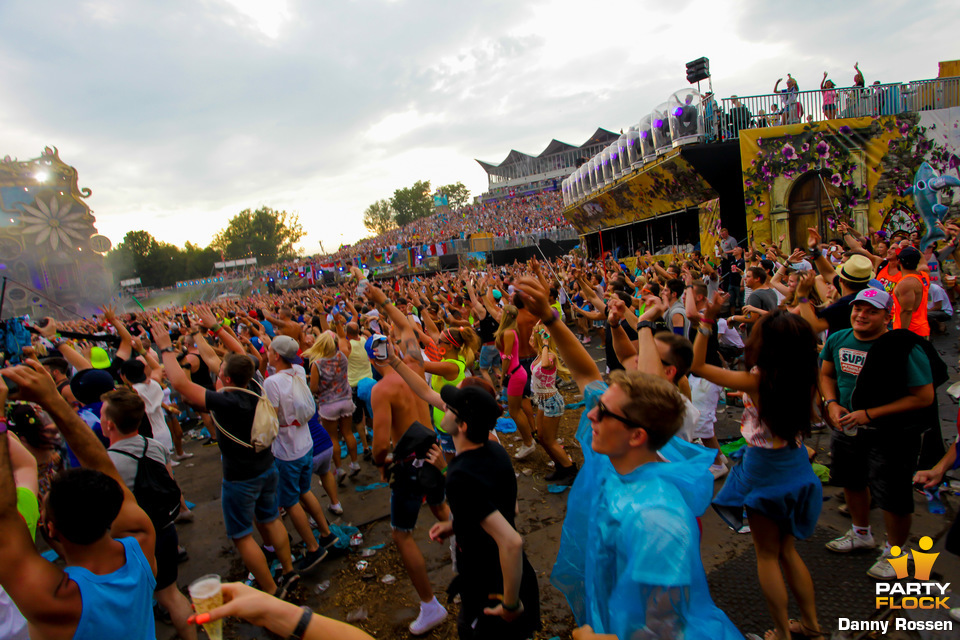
595, 399, 646, 430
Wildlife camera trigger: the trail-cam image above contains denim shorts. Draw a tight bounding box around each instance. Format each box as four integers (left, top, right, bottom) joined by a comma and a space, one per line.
221, 466, 280, 539
478, 344, 502, 371
535, 392, 565, 418
275, 453, 314, 508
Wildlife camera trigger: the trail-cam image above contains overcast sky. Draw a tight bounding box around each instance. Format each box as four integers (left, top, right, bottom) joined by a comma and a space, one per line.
1, 0, 956, 255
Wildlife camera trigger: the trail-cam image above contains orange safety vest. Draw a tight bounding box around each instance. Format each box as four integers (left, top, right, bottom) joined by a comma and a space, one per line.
893, 272, 930, 337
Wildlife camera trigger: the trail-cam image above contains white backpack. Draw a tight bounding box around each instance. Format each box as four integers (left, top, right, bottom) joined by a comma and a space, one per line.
212, 381, 280, 453
281, 368, 317, 427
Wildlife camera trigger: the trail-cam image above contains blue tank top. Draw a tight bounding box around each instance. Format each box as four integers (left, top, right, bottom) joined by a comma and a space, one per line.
64, 537, 156, 640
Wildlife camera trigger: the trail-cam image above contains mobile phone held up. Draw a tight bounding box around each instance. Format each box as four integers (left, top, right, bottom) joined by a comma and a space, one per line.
371, 334, 388, 360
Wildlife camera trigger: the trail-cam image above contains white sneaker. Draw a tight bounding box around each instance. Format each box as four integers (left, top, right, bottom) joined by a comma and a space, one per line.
826, 529, 877, 553
327, 502, 343, 515
169, 458, 180, 467
709, 463, 729, 480
348, 462, 361, 477
867, 548, 907, 580
409, 600, 447, 635
173, 452, 195, 461
514, 443, 537, 460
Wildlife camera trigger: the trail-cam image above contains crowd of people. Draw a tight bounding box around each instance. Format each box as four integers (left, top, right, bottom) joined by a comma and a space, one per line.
333, 191, 569, 260
0, 215, 959, 640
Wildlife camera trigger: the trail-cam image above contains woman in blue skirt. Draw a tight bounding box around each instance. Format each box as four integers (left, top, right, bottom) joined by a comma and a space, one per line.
692, 298, 823, 640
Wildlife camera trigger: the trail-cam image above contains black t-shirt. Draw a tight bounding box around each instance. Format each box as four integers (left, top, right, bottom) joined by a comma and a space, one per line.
724, 258, 744, 287
604, 320, 638, 372
476, 313, 498, 344
445, 442, 539, 628
204, 389, 274, 481
816, 276, 855, 333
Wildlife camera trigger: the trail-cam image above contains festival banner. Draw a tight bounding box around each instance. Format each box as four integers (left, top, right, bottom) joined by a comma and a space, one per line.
698, 198, 722, 259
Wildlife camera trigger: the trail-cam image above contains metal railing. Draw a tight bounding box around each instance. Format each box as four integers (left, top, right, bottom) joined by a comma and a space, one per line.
715, 76, 960, 140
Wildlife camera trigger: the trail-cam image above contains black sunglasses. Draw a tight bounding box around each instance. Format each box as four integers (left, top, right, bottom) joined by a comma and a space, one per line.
595, 399, 646, 430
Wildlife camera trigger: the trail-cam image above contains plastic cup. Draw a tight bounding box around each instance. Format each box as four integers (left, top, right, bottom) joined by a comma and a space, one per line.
188, 574, 223, 640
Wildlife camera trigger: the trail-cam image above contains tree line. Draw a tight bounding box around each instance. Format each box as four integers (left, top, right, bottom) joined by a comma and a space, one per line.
362, 181, 470, 235
105, 207, 304, 288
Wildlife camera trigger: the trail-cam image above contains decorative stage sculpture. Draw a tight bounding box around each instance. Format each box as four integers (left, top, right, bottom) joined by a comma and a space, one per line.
0, 147, 112, 318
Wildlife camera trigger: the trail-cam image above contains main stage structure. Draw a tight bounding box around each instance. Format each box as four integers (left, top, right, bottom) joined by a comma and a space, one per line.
562, 65, 960, 265
0, 147, 113, 318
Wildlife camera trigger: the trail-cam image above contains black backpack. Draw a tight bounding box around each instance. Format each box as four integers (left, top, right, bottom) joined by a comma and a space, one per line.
113, 437, 182, 530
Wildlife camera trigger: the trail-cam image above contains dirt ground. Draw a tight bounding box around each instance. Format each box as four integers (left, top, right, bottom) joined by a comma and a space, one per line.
162, 330, 960, 640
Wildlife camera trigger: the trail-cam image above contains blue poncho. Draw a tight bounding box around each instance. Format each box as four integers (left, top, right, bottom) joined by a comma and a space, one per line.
551, 381, 743, 639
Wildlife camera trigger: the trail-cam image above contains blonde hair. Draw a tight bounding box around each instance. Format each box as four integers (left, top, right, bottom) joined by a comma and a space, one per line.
494, 305, 519, 351
440, 326, 480, 369
607, 370, 686, 450
534, 328, 570, 379
302, 331, 336, 361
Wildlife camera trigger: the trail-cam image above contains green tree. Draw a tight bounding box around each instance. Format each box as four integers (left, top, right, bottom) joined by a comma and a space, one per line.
211, 207, 305, 265
363, 199, 396, 235
390, 180, 432, 227
438, 182, 471, 209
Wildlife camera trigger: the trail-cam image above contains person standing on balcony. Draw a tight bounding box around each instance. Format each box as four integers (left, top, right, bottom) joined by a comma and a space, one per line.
773, 75, 800, 125
727, 95, 752, 138
821, 73, 838, 119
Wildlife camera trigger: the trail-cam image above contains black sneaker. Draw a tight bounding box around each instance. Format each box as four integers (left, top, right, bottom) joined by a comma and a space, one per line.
318, 533, 340, 550
545, 463, 579, 483
202, 437, 219, 447
274, 571, 300, 600
296, 547, 328, 573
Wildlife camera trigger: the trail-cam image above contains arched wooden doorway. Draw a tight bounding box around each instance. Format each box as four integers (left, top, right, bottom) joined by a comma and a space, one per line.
787, 171, 843, 248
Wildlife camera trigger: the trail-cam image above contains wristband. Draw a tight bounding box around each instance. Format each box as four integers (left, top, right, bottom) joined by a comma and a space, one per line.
637, 321, 656, 332
824, 399, 838, 406
543, 314, 558, 326
502, 599, 521, 612
287, 606, 313, 640
161, 346, 178, 354
864, 408, 872, 421
799, 297, 810, 304
0, 419, 7, 435
697, 326, 712, 336
699, 317, 715, 326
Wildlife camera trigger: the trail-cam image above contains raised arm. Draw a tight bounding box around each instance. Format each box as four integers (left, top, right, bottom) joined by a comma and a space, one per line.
366, 284, 423, 369
515, 276, 600, 393
3, 362, 155, 559
101, 304, 133, 361
150, 321, 209, 409
691, 293, 757, 392
807, 227, 838, 282
198, 305, 245, 355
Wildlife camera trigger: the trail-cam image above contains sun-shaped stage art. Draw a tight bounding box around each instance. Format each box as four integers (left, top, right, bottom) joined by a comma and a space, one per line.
20, 195, 91, 250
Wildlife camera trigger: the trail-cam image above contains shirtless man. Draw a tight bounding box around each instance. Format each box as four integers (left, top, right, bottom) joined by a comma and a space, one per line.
263, 307, 304, 346
364, 283, 451, 636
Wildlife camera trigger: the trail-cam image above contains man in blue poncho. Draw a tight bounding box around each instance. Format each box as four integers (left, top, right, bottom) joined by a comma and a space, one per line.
514, 276, 741, 640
